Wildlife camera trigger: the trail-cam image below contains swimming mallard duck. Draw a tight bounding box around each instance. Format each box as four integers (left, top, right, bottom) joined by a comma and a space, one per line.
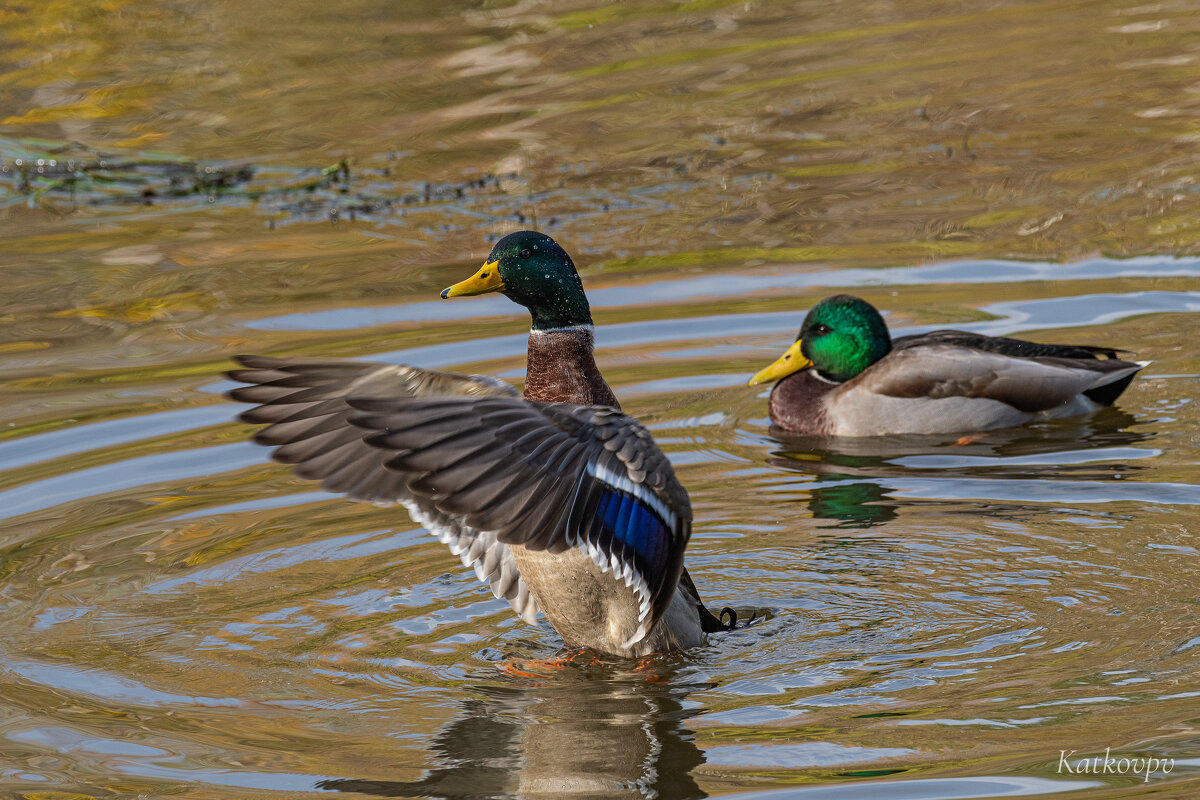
227, 231, 726, 658
748, 294, 1145, 436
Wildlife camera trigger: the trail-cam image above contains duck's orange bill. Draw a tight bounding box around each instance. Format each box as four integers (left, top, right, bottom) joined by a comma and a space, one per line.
747, 339, 813, 385
441, 260, 505, 298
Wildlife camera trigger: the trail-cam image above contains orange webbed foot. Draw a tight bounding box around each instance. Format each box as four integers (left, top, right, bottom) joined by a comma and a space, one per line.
496, 648, 598, 678
953, 433, 987, 446
632, 654, 669, 683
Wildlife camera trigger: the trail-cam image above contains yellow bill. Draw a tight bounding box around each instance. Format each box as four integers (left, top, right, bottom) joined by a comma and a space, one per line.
441, 260, 505, 298
747, 339, 813, 385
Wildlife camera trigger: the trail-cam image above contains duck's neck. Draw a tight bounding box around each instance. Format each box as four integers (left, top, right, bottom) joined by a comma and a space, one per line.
524, 325, 620, 409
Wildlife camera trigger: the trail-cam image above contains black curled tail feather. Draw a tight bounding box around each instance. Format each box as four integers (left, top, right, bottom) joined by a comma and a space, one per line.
678, 567, 732, 633
698, 603, 732, 633
706, 606, 759, 632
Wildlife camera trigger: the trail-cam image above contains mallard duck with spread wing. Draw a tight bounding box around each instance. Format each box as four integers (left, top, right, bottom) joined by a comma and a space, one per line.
227, 232, 726, 657
748, 294, 1146, 436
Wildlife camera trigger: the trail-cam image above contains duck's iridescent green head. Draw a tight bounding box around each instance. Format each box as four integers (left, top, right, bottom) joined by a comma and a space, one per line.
441, 231, 593, 331
748, 294, 892, 385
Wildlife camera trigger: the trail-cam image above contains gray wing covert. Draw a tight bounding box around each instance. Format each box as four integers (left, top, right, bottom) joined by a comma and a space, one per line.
859, 344, 1142, 413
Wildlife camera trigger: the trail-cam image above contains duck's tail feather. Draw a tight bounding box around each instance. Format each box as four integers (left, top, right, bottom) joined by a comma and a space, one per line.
699, 604, 733, 633
1083, 360, 1150, 406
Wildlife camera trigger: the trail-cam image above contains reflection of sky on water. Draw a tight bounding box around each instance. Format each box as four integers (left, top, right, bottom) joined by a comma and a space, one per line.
718, 776, 1102, 800
247, 255, 1200, 332
239, 288, 1200, 379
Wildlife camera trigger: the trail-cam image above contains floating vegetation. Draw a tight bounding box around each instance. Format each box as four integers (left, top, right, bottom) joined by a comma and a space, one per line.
0, 136, 538, 226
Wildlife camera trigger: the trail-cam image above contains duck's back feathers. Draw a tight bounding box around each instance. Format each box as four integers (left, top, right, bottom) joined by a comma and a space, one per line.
892, 329, 1130, 361
861, 341, 1143, 412
815, 333, 1144, 436
893, 331, 1141, 408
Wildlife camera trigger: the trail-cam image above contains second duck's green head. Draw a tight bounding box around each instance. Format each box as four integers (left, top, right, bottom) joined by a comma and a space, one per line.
748, 294, 892, 385
441, 231, 593, 331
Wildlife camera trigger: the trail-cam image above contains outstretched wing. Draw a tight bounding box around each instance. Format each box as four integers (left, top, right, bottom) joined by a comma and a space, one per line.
226, 356, 539, 622
227, 356, 693, 645
348, 396, 692, 648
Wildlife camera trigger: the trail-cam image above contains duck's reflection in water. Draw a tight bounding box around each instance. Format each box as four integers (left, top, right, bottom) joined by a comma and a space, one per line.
318, 662, 709, 799
806, 481, 898, 527
767, 409, 1151, 527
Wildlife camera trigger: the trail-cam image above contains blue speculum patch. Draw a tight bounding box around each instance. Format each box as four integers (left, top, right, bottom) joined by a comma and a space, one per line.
593, 488, 669, 578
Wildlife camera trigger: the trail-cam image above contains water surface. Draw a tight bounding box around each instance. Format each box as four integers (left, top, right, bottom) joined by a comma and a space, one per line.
2, 1, 1200, 798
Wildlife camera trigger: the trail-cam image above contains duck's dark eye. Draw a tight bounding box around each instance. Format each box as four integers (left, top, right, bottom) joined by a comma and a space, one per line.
814, 324, 831, 335
519, 249, 532, 259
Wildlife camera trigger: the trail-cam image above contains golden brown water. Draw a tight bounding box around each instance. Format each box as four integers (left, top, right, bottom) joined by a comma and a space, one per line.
2, 1, 1200, 798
